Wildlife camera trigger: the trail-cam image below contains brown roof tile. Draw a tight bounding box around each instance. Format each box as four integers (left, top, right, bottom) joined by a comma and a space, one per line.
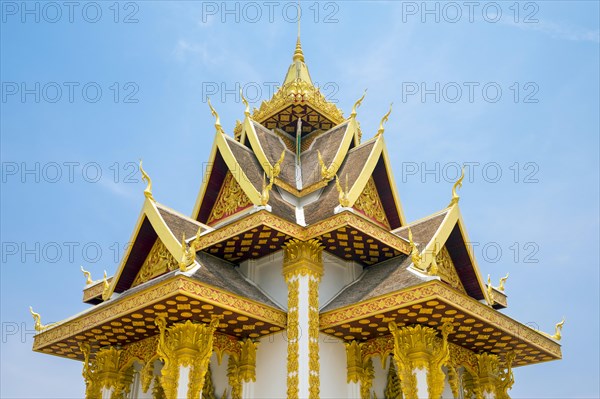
193, 252, 282, 309
301, 122, 349, 187
321, 255, 425, 312
157, 204, 203, 240
304, 140, 376, 225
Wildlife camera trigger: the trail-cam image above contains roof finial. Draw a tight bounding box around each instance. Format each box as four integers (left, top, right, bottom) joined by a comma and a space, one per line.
293, 1, 304, 63
350, 89, 367, 119
448, 167, 465, 207
207, 97, 225, 135
375, 103, 393, 137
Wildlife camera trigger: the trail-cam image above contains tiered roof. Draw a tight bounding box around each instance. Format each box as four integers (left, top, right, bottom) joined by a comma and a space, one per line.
33, 38, 561, 369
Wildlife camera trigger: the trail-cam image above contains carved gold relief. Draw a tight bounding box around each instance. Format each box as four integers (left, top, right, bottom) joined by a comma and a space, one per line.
384, 359, 402, 399
388, 322, 453, 399
282, 239, 324, 279
132, 240, 178, 287
286, 278, 300, 399
252, 79, 345, 127
434, 246, 466, 293
207, 172, 252, 225
353, 177, 390, 229
155, 316, 219, 399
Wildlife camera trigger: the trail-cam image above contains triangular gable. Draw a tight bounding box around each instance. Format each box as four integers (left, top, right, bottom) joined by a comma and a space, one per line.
414, 204, 491, 303
192, 131, 263, 223
106, 199, 189, 298
205, 170, 253, 225
344, 135, 406, 229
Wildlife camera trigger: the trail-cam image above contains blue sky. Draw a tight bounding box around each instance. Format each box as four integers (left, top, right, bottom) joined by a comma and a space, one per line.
1, 1, 598, 397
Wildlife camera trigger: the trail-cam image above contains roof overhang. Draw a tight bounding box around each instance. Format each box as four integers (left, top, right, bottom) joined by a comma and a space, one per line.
194, 209, 410, 264
319, 280, 561, 367
33, 274, 286, 361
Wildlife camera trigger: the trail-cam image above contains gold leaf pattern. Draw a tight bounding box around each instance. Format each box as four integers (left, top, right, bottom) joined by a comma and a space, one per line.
207, 172, 252, 225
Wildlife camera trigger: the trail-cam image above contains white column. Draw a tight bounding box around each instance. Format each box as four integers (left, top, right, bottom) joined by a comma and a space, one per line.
414, 367, 428, 399
177, 366, 190, 399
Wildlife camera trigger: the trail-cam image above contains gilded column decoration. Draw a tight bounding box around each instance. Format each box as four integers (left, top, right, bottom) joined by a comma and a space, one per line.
207, 171, 252, 225
353, 177, 390, 229
432, 246, 466, 294
384, 359, 402, 399
227, 338, 257, 399
496, 352, 516, 399
475, 353, 499, 396
344, 341, 376, 399
202, 364, 216, 399
447, 365, 460, 399
227, 354, 243, 399
388, 322, 454, 399
282, 239, 324, 399
132, 239, 178, 287
285, 278, 300, 399
79, 343, 122, 399
154, 316, 219, 399
345, 341, 363, 384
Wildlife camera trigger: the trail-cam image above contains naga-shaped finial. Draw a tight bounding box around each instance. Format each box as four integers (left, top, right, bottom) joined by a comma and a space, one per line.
486, 274, 495, 306
350, 89, 367, 119
240, 88, 250, 118
80, 265, 93, 285
375, 103, 393, 137
335, 174, 350, 207
102, 271, 111, 301
317, 150, 335, 181
448, 167, 465, 207
139, 159, 154, 201
498, 273, 509, 291
272, 150, 285, 179
408, 228, 422, 269
29, 306, 45, 332
260, 171, 275, 207
207, 97, 225, 135
179, 233, 196, 272
552, 318, 565, 341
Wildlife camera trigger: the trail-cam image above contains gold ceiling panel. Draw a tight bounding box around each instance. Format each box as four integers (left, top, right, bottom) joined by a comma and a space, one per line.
261, 104, 335, 135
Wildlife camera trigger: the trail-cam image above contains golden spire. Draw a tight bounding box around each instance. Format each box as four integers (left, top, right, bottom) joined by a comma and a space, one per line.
293, 1, 303, 62
293, 37, 305, 63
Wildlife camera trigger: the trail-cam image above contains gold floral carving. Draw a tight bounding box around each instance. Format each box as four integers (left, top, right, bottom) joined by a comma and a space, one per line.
132, 240, 178, 287
433, 246, 466, 293
207, 172, 252, 225
79, 343, 122, 399
226, 338, 257, 399
155, 316, 219, 399
345, 341, 363, 383
251, 80, 345, 128
384, 359, 402, 399
285, 278, 300, 399
282, 239, 324, 279
345, 341, 377, 399
388, 322, 453, 399
353, 177, 390, 229
359, 358, 375, 399
308, 276, 321, 399
474, 352, 500, 396
227, 354, 242, 399
202, 363, 216, 399
447, 364, 460, 399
